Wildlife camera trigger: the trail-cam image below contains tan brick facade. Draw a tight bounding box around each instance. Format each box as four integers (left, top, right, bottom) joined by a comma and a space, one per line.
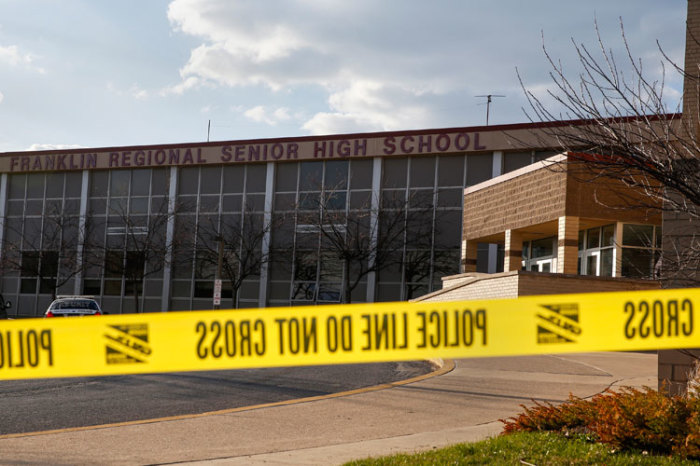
659, 349, 700, 396
557, 216, 579, 274
504, 229, 523, 272
463, 159, 660, 243
452, 1, 700, 396
684, 0, 700, 130
657, 0, 700, 396
463, 161, 567, 241
414, 271, 660, 303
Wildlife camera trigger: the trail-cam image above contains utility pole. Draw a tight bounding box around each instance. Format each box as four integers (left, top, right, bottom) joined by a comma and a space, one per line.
475, 94, 505, 125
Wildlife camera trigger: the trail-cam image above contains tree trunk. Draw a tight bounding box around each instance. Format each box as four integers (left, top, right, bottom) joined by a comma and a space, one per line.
343, 259, 352, 304
133, 280, 141, 313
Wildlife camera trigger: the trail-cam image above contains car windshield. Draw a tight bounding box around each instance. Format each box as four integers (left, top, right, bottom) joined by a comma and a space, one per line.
51, 300, 98, 310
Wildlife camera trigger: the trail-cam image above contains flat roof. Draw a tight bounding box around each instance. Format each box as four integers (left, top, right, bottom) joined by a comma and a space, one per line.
0, 114, 679, 174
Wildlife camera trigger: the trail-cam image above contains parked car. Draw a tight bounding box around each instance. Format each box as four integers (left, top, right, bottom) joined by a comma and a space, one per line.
45, 296, 103, 317
0, 294, 11, 319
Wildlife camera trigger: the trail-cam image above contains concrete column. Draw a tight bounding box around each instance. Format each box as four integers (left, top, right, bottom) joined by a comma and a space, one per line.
504, 229, 523, 272
258, 162, 275, 306
161, 167, 178, 312
0, 174, 7, 269
557, 216, 580, 274
365, 157, 382, 303
462, 240, 478, 273
74, 170, 90, 295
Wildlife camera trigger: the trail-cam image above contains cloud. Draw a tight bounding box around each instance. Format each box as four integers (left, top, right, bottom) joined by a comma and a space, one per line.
160, 76, 201, 96
107, 82, 149, 100
0, 44, 45, 73
302, 81, 442, 134
166, 0, 686, 133
26, 144, 86, 151
244, 105, 292, 126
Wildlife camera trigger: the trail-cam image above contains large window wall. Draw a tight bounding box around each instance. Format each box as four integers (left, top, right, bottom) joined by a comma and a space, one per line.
2, 172, 84, 313
83, 168, 170, 313
620, 224, 662, 278
0, 150, 496, 316
518, 223, 661, 279
170, 164, 267, 311
377, 155, 466, 300
578, 225, 615, 276
269, 159, 373, 306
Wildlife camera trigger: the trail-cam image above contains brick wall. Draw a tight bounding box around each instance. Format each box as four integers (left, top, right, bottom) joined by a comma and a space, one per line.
516, 273, 661, 296
662, 204, 700, 288
464, 162, 661, 242
566, 169, 662, 224
464, 167, 567, 240
684, 0, 700, 128
419, 272, 521, 302
659, 349, 700, 396
415, 271, 659, 302
658, 0, 700, 397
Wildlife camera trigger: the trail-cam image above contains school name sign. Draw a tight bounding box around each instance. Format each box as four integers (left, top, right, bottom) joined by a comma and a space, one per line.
0, 130, 491, 174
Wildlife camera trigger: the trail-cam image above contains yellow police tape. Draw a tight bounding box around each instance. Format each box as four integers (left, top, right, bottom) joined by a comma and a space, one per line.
0, 288, 698, 380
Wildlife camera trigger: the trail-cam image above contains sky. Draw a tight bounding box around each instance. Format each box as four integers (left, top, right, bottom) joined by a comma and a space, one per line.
0, 0, 688, 153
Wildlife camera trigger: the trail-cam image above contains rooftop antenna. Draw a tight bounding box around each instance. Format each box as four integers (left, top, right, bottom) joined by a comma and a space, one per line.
207, 120, 211, 142
475, 94, 505, 125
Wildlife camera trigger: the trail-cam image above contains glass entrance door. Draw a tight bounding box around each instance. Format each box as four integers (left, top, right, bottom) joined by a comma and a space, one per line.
585, 251, 600, 276
536, 258, 555, 272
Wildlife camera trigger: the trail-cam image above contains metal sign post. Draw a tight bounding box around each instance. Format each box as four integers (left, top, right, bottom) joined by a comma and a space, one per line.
213, 279, 222, 308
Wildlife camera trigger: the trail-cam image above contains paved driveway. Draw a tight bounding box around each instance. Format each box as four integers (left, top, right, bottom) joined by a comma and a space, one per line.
0, 352, 656, 465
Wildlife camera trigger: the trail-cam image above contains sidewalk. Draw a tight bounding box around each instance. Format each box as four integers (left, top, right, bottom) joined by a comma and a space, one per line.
0, 352, 657, 465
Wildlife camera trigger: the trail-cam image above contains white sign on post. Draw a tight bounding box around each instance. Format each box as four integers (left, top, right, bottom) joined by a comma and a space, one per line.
213, 279, 222, 306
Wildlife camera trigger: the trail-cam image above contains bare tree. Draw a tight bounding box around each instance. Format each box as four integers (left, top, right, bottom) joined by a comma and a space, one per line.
403, 248, 456, 300
194, 207, 272, 308
84, 199, 181, 312
1, 205, 86, 299
295, 189, 443, 304
517, 18, 699, 284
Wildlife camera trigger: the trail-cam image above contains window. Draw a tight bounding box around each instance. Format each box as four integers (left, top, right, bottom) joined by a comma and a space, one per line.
576, 224, 660, 279
578, 225, 615, 277
437, 155, 465, 187
503, 151, 533, 173
620, 224, 661, 279
521, 237, 557, 272
275, 162, 298, 192
20, 251, 40, 294
409, 157, 435, 187
350, 159, 373, 189
622, 224, 654, 248
466, 154, 493, 186
382, 158, 407, 188
19, 250, 59, 295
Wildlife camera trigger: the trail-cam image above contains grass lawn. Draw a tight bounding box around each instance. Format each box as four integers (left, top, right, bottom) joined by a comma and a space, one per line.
345, 431, 698, 465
